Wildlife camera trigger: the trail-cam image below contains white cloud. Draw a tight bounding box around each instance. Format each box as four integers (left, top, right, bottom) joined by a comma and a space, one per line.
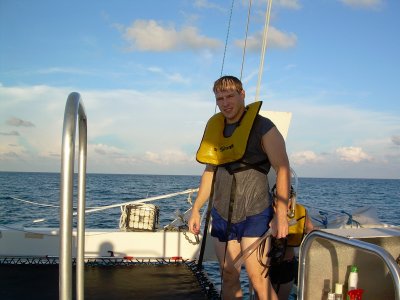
193, 0, 225, 11
92, 143, 125, 156
251, 0, 300, 10
256, 86, 400, 178
0, 84, 210, 174
290, 150, 323, 165
335, 147, 372, 163
38, 151, 60, 159
0, 143, 28, 161
6, 117, 35, 127
284, 64, 297, 70
1, 84, 399, 178
121, 20, 221, 52
392, 136, 400, 146
0, 151, 20, 160
36, 67, 96, 76
340, 0, 383, 9
275, 0, 301, 10
88, 144, 139, 170
235, 26, 297, 51
0, 131, 20, 136
145, 150, 193, 165
147, 67, 190, 84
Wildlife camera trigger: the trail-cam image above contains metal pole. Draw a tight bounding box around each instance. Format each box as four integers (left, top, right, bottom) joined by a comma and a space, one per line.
59, 92, 87, 300
76, 103, 87, 300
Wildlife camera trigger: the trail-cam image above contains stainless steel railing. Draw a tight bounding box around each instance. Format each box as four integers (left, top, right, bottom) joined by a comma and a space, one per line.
298, 230, 400, 300
59, 92, 87, 300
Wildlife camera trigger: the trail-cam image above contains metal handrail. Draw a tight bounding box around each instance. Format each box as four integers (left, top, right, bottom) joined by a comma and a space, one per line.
59, 92, 87, 300
298, 230, 400, 300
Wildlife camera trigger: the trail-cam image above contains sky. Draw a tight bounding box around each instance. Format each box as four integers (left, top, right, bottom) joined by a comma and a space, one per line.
0, 0, 399, 179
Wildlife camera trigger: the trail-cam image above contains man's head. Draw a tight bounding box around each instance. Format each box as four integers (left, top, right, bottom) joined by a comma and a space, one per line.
213, 75, 243, 94
213, 75, 246, 124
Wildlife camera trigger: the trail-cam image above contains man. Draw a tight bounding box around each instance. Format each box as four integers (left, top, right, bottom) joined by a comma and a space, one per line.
189, 75, 290, 300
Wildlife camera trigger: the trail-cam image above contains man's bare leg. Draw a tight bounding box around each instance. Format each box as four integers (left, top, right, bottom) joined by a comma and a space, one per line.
214, 238, 243, 299
241, 237, 278, 300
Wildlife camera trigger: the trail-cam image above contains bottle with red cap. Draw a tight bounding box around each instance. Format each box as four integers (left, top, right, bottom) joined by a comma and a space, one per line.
348, 265, 358, 291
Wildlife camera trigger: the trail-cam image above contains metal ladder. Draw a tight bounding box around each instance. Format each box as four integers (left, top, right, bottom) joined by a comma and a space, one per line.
59, 92, 87, 300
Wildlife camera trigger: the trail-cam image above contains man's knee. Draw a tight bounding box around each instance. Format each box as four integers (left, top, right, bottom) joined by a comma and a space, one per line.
221, 266, 241, 282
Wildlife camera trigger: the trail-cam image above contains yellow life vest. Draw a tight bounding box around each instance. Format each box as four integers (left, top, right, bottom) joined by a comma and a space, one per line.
287, 203, 307, 247
196, 101, 262, 166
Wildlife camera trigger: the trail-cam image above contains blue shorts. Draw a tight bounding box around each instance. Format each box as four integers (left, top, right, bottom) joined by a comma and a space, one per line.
211, 205, 274, 242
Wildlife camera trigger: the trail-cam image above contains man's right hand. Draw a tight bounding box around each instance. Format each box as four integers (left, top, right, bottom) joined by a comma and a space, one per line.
188, 209, 201, 235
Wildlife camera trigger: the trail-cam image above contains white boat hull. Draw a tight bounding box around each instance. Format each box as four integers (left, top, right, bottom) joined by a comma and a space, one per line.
0, 227, 216, 260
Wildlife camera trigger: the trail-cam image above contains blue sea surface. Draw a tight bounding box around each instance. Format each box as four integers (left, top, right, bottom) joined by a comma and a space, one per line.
1, 172, 399, 299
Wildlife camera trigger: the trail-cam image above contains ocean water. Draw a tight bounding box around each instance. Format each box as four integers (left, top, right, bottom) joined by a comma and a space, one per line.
1, 172, 399, 298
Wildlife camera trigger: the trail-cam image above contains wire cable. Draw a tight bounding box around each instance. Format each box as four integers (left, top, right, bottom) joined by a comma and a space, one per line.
255, 0, 273, 101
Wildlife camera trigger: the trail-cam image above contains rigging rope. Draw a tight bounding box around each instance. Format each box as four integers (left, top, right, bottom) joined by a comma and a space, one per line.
255, 0, 273, 101
215, 0, 235, 115
220, 0, 235, 78
10, 196, 59, 208
10, 196, 95, 209
8, 189, 198, 226
215, 0, 273, 112
240, 0, 253, 80
10, 189, 198, 215
84, 189, 198, 214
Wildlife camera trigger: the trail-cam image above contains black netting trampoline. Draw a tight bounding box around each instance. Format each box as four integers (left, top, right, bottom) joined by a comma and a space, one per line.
0, 257, 219, 300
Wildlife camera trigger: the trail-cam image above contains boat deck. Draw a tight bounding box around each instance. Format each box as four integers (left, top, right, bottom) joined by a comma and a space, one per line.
0, 257, 219, 300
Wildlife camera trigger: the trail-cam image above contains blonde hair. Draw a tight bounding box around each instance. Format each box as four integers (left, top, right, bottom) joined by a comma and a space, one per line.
213, 75, 243, 94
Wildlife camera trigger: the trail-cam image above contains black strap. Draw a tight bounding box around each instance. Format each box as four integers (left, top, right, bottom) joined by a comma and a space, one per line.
224, 159, 269, 175
220, 174, 236, 298
225, 175, 236, 241
197, 170, 217, 270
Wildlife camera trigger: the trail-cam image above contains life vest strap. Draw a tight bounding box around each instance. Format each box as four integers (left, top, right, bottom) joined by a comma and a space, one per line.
224, 159, 269, 175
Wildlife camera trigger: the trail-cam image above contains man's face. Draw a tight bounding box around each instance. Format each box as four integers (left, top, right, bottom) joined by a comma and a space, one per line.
215, 89, 245, 124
